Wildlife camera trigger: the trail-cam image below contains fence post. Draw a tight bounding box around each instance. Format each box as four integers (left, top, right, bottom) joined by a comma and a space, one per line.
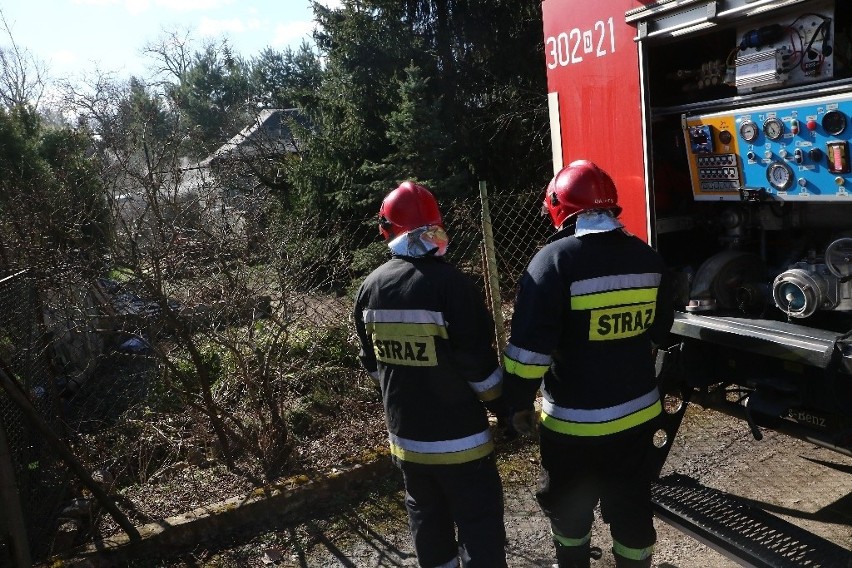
479, 181, 506, 353
0, 419, 31, 568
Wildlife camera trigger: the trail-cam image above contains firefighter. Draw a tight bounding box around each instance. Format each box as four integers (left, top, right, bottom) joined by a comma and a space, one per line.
353, 181, 508, 568
503, 161, 674, 568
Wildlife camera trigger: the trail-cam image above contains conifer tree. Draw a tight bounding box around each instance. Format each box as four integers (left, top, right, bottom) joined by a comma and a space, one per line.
292, 0, 549, 219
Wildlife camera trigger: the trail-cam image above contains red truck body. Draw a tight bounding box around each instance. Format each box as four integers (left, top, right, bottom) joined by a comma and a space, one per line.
543, 0, 649, 241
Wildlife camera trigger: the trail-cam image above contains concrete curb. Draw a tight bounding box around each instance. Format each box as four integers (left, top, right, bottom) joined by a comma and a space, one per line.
49, 451, 395, 567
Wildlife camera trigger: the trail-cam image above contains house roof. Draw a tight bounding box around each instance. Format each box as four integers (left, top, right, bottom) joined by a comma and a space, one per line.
201, 108, 303, 167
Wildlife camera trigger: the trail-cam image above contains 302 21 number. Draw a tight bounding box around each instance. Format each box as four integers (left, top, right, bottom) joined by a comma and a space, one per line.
545, 17, 615, 69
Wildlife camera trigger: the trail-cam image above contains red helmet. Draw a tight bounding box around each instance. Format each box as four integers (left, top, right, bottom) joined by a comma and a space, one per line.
544, 160, 621, 229
379, 181, 443, 240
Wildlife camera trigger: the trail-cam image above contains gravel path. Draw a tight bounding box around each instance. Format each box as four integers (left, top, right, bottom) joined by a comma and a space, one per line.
294, 407, 851, 568
295, 469, 740, 568
138, 405, 850, 567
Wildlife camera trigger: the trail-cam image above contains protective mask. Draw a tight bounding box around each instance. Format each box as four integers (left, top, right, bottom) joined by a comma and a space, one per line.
574, 210, 623, 236
388, 225, 449, 257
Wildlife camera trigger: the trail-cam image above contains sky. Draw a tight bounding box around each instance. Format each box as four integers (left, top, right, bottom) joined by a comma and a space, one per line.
1, 0, 342, 82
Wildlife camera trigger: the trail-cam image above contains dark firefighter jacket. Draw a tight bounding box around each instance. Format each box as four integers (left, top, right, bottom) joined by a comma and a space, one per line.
503, 227, 674, 444
353, 255, 503, 466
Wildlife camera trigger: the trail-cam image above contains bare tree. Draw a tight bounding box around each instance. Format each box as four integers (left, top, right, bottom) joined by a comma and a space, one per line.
59, 69, 303, 480
142, 27, 195, 86
0, 8, 48, 109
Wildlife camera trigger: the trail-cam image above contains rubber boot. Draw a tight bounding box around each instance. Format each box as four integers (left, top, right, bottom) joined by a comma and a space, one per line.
613, 552, 652, 568
553, 541, 591, 568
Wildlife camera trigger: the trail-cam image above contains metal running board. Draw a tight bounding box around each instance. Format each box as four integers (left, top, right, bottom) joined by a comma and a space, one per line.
651, 475, 852, 568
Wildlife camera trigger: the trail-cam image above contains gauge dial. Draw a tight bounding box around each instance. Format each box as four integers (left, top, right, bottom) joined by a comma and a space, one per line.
763, 117, 784, 141
822, 110, 847, 135
739, 120, 759, 142
766, 161, 793, 190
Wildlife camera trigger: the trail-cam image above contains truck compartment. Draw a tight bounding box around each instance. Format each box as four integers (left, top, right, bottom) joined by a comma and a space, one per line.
634, 0, 852, 452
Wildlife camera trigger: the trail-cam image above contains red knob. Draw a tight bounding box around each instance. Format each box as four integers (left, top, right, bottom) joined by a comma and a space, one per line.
807, 119, 818, 131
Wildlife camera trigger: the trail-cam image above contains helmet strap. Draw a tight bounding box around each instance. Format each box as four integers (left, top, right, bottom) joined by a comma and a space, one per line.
379, 216, 394, 239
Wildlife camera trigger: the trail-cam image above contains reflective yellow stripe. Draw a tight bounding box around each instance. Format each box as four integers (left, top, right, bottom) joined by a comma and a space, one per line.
469, 367, 503, 401
540, 400, 662, 436
552, 529, 591, 547
571, 287, 658, 310
365, 321, 449, 339
389, 440, 494, 464
613, 539, 654, 560
543, 388, 659, 422
503, 353, 549, 380
391, 430, 491, 452
475, 383, 502, 401
503, 344, 551, 380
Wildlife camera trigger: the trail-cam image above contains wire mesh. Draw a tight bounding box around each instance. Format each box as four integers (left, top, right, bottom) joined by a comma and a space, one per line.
0, 185, 849, 565
0, 270, 68, 563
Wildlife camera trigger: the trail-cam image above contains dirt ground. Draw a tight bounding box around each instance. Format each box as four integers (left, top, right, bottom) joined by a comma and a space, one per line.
68, 373, 850, 568
150, 404, 851, 567
287, 406, 852, 568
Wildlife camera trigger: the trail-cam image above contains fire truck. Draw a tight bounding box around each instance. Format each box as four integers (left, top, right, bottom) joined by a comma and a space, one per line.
541, 0, 852, 564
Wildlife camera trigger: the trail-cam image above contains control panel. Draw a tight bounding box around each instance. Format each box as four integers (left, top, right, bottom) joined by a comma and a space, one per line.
683, 92, 852, 201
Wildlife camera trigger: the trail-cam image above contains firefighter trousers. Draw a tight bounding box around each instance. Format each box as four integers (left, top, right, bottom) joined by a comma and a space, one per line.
535, 425, 658, 567
400, 453, 507, 567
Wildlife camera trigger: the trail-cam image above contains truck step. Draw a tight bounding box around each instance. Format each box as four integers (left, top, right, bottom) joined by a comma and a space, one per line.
651, 475, 852, 568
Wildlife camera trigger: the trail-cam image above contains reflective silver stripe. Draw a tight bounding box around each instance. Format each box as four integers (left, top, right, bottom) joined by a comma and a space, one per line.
570, 273, 661, 296
542, 387, 660, 423
389, 429, 492, 453
363, 308, 446, 326
505, 342, 552, 366
432, 558, 460, 568
469, 367, 502, 393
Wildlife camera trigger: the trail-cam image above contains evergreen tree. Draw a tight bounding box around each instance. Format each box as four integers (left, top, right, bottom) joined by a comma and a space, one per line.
0, 105, 108, 273
167, 40, 252, 158
361, 63, 464, 196
288, 1, 424, 217
102, 77, 176, 162
291, 0, 549, 219
250, 43, 323, 110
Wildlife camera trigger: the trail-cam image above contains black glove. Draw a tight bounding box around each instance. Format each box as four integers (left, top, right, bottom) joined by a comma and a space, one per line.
511, 408, 539, 437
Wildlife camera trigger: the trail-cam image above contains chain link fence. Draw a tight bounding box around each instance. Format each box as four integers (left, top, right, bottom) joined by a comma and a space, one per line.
0, 270, 69, 564
261, 186, 552, 340
0, 186, 552, 563
0, 185, 849, 564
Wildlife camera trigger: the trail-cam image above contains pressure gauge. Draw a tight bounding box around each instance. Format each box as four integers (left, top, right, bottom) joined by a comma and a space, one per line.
766, 161, 793, 190
822, 110, 847, 135
763, 117, 784, 141
739, 120, 759, 142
